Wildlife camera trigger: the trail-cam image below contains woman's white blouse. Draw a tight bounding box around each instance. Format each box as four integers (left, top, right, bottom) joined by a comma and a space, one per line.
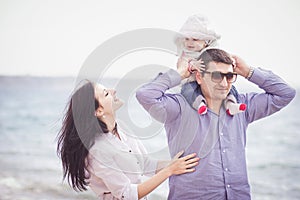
87, 128, 158, 200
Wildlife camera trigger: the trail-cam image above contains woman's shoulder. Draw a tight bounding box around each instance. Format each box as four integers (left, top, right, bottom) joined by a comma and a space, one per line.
88, 135, 119, 165
89, 134, 115, 154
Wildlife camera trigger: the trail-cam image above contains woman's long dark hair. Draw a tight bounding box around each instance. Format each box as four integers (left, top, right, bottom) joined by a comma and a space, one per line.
57, 81, 108, 191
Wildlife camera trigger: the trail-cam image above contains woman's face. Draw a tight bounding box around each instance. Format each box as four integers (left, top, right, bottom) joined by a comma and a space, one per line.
94, 84, 124, 117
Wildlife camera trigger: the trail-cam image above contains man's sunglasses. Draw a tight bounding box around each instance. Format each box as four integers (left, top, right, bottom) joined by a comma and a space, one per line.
202, 71, 237, 83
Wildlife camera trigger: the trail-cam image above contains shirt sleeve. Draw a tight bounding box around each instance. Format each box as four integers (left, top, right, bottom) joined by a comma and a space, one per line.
88, 149, 139, 200
241, 67, 296, 123
136, 69, 183, 124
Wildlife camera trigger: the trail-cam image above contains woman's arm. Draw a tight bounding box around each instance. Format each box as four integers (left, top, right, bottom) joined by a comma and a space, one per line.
89, 142, 199, 200
137, 151, 199, 199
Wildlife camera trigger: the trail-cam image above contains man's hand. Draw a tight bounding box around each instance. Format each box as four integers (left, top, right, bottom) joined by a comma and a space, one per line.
177, 56, 192, 80
231, 55, 251, 78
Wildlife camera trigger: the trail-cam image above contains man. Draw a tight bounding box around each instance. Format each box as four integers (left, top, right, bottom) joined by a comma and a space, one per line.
136, 48, 296, 199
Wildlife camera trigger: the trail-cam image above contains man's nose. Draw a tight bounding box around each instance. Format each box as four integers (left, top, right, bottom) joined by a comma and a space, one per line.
219, 77, 228, 87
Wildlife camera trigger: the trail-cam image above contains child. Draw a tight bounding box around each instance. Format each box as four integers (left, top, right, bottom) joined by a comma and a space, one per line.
175, 14, 246, 115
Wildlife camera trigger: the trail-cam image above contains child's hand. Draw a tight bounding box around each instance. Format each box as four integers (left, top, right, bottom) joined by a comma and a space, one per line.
167, 150, 200, 175
189, 59, 205, 73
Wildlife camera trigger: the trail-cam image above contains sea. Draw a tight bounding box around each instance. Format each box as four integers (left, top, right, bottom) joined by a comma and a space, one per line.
0, 75, 299, 200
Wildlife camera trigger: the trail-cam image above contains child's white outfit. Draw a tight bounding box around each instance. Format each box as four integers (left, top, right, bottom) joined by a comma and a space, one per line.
176, 14, 247, 116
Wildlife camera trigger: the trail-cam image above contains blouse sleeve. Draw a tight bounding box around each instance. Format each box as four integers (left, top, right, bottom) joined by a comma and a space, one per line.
136, 139, 158, 176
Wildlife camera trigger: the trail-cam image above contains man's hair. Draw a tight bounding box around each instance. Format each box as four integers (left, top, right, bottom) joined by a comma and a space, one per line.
198, 48, 233, 71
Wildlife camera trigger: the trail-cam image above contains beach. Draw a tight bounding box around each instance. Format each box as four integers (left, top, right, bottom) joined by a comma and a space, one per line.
0, 76, 299, 200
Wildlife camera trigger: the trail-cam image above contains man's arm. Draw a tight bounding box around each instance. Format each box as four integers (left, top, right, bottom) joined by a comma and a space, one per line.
233, 55, 296, 123
136, 57, 192, 124
136, 69, 183, 124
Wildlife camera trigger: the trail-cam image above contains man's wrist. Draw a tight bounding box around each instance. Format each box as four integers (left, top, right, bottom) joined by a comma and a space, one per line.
246, 67, 254, 80
176, 69, 188, 80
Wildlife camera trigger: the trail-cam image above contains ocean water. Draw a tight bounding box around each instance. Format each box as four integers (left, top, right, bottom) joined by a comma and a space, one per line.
0, 76, 299, 200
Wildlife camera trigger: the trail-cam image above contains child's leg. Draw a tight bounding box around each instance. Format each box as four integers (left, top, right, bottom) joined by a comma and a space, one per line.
225, 90, 247, 116
192, 94, 207, 115
181, 81, 207, 115
230, 85, 240, 102
181, 81, 199, 106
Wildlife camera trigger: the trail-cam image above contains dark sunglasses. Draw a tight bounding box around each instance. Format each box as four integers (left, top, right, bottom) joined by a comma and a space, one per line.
202, 71, 237, 83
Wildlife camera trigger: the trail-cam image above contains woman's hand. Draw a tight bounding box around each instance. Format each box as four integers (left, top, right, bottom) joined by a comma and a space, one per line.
137, 151, 199, 199
167, 150, 200, 175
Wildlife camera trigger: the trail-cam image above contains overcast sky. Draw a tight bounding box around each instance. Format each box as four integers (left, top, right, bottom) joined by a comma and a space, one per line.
0, 0, 300, 87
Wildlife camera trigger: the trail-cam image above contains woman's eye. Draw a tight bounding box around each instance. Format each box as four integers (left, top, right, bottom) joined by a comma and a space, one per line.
104, 90, 109, 96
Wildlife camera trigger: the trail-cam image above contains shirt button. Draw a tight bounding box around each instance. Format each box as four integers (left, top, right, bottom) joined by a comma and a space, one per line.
220, 132, 224, 136
227, 184, 231, 188
129, 150, 132, 152
222, 149, 226, 153
225, 168, 228, 171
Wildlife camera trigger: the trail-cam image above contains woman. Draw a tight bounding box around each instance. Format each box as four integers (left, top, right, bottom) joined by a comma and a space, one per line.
57, 80, 199, 199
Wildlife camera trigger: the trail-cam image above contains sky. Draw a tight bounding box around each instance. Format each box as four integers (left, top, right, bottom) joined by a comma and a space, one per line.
0, 0, 300, 87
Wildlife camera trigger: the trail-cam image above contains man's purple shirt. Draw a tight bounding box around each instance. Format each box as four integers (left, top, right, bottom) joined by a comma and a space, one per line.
136, 68, 296, 200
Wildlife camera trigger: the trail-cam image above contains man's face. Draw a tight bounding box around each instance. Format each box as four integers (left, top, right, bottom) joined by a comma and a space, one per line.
196, 61, 233, 102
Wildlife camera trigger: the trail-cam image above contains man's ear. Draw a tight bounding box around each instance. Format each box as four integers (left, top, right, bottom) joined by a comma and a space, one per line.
195, 71, 202, 85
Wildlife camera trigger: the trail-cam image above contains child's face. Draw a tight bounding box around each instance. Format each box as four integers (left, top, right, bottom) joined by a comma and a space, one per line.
184, 38, 207, 52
